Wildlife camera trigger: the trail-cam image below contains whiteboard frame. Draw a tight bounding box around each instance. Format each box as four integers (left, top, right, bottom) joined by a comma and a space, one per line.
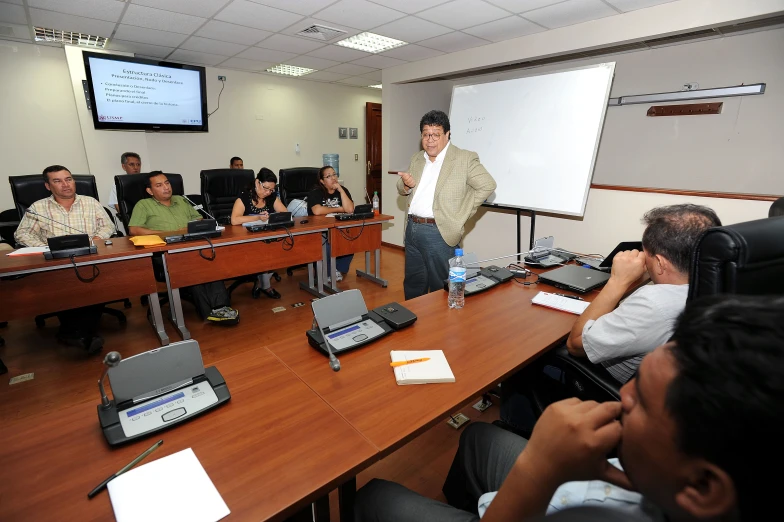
448, 62, 616, 217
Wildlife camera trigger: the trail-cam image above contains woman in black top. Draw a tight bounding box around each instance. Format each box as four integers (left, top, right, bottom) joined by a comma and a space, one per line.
230, 168, 287, 298
307, 166, 355, 282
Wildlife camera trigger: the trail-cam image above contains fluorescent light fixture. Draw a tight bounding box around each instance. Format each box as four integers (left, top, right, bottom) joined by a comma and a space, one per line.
335, 32, 407, 54
34, 27, 108, 48
265, 64, 316, 77
369, 84, 382, 89
609, 83, 765, 106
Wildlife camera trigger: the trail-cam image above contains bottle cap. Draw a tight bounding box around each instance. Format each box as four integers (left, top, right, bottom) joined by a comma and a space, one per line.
455, 248, 463, 256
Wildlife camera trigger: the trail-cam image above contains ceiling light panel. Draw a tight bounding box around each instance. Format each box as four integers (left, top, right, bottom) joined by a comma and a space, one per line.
335, 32, 407, 53
266, 64, 317, 76
34, 26, 108, 48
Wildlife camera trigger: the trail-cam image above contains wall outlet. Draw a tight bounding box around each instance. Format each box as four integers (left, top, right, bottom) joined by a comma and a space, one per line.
354, 154, 358, 161
218, 75, 227, 81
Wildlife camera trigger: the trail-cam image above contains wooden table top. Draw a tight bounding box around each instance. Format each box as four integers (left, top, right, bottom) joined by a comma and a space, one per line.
0, 348, 378, 522
265, 279, 590, 456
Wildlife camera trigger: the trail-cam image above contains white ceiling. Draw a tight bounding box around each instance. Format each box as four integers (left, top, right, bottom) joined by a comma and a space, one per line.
0, 0, 679, 87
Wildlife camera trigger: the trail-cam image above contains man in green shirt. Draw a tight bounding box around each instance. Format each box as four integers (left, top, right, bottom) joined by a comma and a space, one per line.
129, 172, 239, 325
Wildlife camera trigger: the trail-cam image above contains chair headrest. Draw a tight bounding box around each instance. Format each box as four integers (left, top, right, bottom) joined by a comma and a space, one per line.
9, 174, 98, 215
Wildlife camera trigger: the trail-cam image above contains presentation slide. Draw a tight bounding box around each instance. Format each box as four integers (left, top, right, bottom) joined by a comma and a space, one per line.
88, 57, 203, 126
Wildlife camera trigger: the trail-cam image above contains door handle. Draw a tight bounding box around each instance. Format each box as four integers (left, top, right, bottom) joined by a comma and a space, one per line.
367, 161, 372, 176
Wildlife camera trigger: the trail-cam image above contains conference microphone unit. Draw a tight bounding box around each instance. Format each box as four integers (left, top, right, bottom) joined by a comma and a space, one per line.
26, 209, 98, 260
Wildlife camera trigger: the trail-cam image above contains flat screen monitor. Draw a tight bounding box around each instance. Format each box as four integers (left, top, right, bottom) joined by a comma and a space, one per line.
82, 51, 208, 132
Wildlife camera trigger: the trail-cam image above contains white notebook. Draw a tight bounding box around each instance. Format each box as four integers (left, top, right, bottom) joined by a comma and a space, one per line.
531, 291, 590, 315
107, 448, 230, 522
391, 350, 455, 385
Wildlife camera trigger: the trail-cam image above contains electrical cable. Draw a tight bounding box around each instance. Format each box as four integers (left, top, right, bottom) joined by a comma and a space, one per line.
71, 255, 99, 283
199, 237, 216, 261
207, 79, 225, 118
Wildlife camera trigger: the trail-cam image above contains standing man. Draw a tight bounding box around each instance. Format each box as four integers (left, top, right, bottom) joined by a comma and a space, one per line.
15, 165, 116, 353
129, 172, 239, 326
397, 110, 496, 300
109, 152, 142, 212
230, 157, 244, 169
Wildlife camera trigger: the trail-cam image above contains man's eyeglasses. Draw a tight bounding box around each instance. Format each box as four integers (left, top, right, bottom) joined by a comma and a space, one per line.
421, 132, 443, 141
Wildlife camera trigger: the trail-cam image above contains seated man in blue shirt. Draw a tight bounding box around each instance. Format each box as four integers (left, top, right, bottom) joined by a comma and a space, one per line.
355, 294, 783, 521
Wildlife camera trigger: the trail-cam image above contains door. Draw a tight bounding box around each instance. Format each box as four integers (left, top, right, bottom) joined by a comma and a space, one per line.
365, 102, 382, 208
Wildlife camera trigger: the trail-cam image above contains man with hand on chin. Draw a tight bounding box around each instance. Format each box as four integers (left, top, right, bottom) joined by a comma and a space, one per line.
356, 294, 782, 521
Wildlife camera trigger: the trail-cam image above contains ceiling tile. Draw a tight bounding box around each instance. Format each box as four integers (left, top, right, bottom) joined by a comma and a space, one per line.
307, 44, 370, 62
29, 9, 116, 37
324, 62, 376, 76
247, 0, 337, 16
484, 0, 563, 13
27, 0, 125, 23
180, 36, 248, 56
235, 46, 297, 62
367, 0, 452, 15
257, 33, 325, 54
604, 0, 677, 12
215, 1, 304, 32
168, 49, 227, 66
523, 0, 617, 29
419, 0, 509, 30
0, 2, 26, 25
314, 0, 406, 31
121, 4, 206, 35
337, 76, 377, 86
463, 15, 544, 41
114, 24, 189, 47
286, 55, 340, 69
417, 31, 488, 52
106, 39, 174, 58
132, 0, 230, 18
218, 56, 275, 70
196, 20, 271, 45
1, 0, 23, 5
359, 69, 382, 81
278, 17, 361, 40
372, 16, 453, 43
301, 70, 351, 81
350, 54, 406, 68
0, 21, 31, 41
379, 43, 444, 61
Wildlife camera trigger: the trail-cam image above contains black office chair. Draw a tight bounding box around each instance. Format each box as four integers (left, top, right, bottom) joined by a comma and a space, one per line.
688, 215, 784, 300
116, 172, 186, 232
8, 174, 131, 327
0, 208, 20, 247
769, 197, 784, 217
279, 167, 320, 275
200, 169, 254, 225
0, 321, 6, 375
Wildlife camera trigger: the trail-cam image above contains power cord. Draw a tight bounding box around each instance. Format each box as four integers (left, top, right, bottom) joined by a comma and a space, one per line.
199, 237, 216, 260
338, 220, 365, 241
207, 78, 225, 118
70, 255, 100, 283
507, 263, 539, 286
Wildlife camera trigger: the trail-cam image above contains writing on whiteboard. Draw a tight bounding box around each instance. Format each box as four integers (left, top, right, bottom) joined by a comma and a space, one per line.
466, 127, 483, 134
467, 116, 486, 123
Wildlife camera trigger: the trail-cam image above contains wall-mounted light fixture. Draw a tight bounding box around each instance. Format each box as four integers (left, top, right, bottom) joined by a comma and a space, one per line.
608, 83, 765, 106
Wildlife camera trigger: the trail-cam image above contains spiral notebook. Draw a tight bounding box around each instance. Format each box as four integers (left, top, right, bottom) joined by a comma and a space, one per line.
390, 350, 455, 385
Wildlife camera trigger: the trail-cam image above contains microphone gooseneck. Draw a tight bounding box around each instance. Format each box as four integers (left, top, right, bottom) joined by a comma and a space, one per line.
321, 328, 341, 372
99, 351, 122, 409
26, 208, 93, 245
181, 195, 216, 220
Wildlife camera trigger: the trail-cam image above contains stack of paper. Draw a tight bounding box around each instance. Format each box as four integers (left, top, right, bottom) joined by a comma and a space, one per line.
391, 350, 455, 385
107, 448, 229, 522
531, 291, 590, 315
6, 246, 49, 256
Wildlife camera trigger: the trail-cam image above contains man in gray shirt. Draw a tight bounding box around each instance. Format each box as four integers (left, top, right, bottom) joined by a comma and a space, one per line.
566, 204, 721, 383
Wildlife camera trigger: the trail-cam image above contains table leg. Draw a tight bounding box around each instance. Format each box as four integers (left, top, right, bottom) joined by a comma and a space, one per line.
312, 496, 330, 522
299, 261, 328, 298
169, 288, 191, 340
147, 291, 170, 345
357, 248, 388, 287
162, 254, 177, 323
338, 477, 356, 522
322, 255, 339, 294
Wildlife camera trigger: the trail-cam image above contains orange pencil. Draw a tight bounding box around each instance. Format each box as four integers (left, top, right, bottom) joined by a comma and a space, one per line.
390, 357, 430, 368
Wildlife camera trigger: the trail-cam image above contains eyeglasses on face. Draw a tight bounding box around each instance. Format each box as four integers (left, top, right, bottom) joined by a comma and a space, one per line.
322, 173, 337, 180
421, 132, 443, 141
257, 182, 276, 193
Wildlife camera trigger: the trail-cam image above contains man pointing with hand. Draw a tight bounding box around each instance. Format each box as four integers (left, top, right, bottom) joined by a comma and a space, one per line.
397, 110, 496, 300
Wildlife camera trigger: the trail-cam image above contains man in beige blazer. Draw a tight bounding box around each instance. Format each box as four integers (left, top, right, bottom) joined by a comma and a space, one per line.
397, 110, 496, 300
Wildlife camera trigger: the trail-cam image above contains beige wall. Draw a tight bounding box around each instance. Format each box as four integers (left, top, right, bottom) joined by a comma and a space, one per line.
0, 42, 88, 211
1, 42, 380, 213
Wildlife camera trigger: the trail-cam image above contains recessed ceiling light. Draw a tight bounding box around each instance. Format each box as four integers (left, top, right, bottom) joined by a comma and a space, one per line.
34, 27, 107, 48
265, 64, 316, 77
369, 84, 382, 89
335, 32, 407, 54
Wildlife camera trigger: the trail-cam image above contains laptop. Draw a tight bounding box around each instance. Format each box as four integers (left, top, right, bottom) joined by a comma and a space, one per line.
538, 264, 611, 294
576, 241, 643, 272
334, 204, 374, 221
246, 212, 294, 232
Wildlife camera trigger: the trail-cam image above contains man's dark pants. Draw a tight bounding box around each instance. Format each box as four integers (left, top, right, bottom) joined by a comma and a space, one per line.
404, 218, 456, 300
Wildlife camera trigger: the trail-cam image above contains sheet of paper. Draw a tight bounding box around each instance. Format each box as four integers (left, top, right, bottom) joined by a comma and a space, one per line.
531, 291, 590, 315
241, 219, 268, 228
6, 246, 49, 256
390, 350, 455, 385
107, 447, 230, 522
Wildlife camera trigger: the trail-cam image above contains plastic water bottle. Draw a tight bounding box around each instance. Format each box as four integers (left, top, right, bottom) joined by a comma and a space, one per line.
372, 191, 380, 216
448, 248, 466, 309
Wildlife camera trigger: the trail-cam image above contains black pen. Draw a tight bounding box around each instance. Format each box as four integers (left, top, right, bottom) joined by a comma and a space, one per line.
87, 439, 163, 499
553, 293, 584, 301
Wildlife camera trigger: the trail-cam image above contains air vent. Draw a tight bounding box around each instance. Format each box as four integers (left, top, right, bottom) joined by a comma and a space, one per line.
34, 27, 108, 48
296, 24, 347, 41
0, 25, 14, 37
717, 14, 784, 35
645, 28, 719, 48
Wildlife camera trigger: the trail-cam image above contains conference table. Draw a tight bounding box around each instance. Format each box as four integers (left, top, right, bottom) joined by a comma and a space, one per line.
0, 241, 169, 344
323, 215, 393, 293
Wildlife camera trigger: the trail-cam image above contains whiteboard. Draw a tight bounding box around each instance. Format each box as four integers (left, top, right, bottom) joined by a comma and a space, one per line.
449, 63, 615, 216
